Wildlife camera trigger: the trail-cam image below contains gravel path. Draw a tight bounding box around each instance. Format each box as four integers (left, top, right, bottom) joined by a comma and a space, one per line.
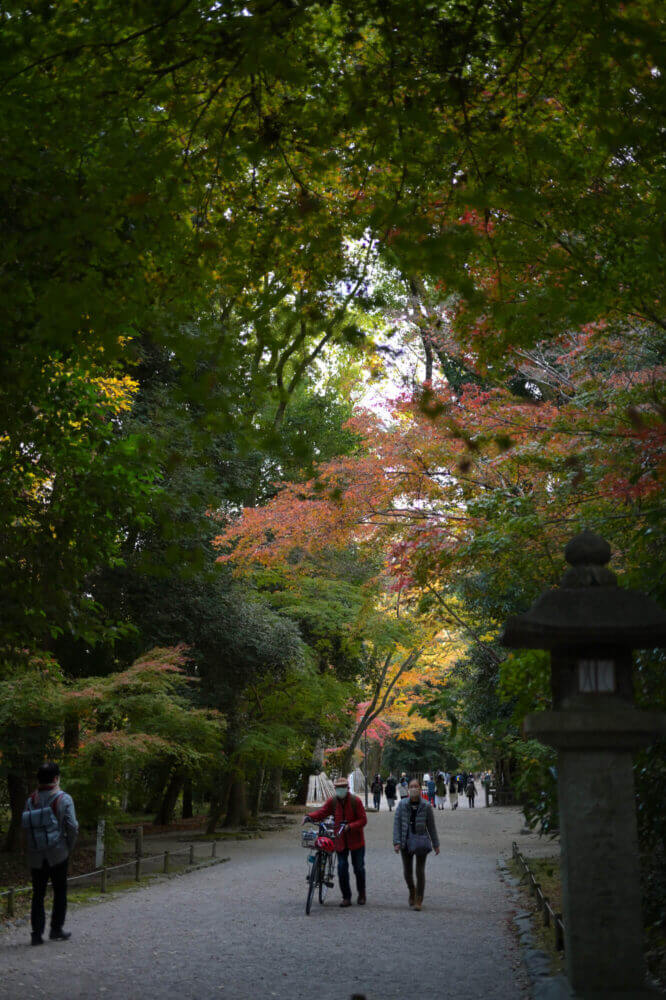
1, 806, 533, 1000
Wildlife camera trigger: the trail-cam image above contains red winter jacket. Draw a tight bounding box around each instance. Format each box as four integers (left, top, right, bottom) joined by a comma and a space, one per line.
307, 794, 367, 852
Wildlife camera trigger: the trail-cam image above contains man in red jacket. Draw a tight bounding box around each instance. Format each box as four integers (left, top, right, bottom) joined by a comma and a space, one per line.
304, 776, 367, 907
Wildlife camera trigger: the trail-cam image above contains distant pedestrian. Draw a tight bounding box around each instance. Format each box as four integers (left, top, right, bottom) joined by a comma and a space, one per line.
466, 775, 477, 808
435, 773, 447, 810
22, 762, 78, 946
457, 774, 465, 795
385, 774, 397, 811
371, 774, 383, 811
426, 776, 436, 807
398, 774, 409, 804
449, 775, 459, 810
393, 778, 440, 911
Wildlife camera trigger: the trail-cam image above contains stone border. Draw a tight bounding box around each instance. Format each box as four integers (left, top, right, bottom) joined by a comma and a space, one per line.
498, 857, 573, 1000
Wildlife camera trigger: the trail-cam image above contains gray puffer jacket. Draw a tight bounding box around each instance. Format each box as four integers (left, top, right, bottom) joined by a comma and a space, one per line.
24, 788, 78, 868
393, 798, 439, 850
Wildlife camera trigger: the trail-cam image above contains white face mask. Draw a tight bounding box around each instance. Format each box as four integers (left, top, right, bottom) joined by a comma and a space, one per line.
335, 787, 348, 799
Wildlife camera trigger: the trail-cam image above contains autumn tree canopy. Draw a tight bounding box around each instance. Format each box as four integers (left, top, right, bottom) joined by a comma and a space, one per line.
1, 4, 664, 939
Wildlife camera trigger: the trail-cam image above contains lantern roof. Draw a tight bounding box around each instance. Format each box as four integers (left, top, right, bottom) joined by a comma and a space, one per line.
501, 531, 666, 651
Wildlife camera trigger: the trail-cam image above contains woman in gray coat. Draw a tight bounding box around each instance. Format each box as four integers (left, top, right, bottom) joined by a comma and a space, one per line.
393, 777, 440, 910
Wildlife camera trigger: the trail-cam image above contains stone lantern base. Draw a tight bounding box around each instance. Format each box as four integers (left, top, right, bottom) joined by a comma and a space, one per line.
525, 708, 666, 999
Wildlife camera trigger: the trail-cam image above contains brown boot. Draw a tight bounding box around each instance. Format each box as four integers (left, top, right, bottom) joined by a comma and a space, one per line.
339, 898, 352, 907
413, 896, 423, 911
408, 889, 416, 907
357, 893, 366, 905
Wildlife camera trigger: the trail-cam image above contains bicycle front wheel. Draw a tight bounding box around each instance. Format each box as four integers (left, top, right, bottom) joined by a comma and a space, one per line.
318, 854, 330, 904
305, 853, 319, 915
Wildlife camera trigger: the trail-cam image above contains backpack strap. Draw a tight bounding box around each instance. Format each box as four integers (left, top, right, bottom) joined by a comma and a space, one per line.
50, 792, 65, 817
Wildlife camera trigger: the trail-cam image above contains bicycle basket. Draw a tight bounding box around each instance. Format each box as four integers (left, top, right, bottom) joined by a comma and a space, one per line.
301, 829, 318, 849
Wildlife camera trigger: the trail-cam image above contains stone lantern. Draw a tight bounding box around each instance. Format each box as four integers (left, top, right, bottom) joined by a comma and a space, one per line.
502, 530, 666, 999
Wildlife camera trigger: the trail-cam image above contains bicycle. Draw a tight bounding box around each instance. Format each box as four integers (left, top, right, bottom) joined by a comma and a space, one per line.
301, 819, 341, 915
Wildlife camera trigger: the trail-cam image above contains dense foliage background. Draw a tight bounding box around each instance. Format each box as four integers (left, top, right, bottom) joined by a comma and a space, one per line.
1, 0, 663, 950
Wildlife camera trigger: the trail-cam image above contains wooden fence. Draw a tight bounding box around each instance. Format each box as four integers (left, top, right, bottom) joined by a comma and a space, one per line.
0, 833, 226, 919
512, 841, 565, 952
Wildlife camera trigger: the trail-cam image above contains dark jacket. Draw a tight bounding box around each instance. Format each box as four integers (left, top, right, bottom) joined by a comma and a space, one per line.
308, 794, 367, 851
393, 798, 440, 850
385, 777, 397, 798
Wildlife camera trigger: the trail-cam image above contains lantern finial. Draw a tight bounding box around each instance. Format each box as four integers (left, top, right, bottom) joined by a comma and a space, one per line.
564, 530, 611, 567
562, 531, 616, 588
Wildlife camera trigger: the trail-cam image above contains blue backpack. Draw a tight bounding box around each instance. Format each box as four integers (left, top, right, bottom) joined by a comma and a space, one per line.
22, 791, 64, 850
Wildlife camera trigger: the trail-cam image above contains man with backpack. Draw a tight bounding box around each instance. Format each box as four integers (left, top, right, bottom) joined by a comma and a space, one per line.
22, 762, 79, 945
303, 776, 367, 907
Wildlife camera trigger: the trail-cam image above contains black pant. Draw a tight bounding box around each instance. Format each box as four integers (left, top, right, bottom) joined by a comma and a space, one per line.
401, 848, 427, 898
373, 794, 381, 811
337, 846, 365, 900
31, 857, 68, 936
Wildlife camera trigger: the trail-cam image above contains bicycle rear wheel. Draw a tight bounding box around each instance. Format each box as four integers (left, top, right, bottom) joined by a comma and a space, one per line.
305, 853, 319, 915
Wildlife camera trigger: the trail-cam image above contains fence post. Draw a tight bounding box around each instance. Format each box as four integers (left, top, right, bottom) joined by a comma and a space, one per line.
555, 914, 565, 951
163, 851, 169, 874
212, 840, 217, 859
95, 819, 106, 870
6, 889, 15, 917
135, 825, 143, 859
543, 897, 551, 926
189, 844, 195, 866
135, 858, 141, 882
101, 868, 107, 894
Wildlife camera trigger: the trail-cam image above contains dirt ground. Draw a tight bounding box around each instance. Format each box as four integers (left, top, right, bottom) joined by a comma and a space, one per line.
0, 804, 540, 1000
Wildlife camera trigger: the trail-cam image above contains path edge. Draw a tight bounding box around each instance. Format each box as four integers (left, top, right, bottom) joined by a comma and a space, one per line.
498, 857, 573, 1000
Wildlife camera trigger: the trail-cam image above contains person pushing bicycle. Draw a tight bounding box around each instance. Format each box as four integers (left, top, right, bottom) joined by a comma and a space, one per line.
303, 776, 367, 907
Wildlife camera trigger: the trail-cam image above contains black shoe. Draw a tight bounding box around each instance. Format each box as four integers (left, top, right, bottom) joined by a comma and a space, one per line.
357, 893, 366, 905
49, 930, 71, 941
31, 934, 43, 946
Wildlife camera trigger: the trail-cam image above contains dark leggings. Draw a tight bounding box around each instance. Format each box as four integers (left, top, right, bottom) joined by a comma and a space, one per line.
401, 848, 427, 898
31, 857, 68, 935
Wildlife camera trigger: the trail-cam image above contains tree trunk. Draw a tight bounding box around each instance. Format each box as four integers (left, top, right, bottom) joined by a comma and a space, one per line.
4, 771, 28, 853
249, 767, 264, 820
262, 767, 283, 811
291, 767, 312, 806
206, 771, 231, 835
64, 715, 80, 755
182, 777, 193, 819
223, 776, 249, 828
154, 771, 183, 826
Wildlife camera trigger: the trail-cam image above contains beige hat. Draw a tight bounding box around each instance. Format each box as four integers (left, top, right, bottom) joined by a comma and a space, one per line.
334, 777, 349, 787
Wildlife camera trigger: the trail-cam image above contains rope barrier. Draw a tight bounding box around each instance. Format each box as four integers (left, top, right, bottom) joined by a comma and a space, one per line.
512, 841, 565, 952
1, 840, 224, 912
